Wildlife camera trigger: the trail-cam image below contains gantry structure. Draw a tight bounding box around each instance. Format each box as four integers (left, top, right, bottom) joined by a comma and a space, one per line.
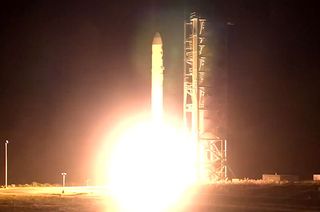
183, 12, 227, 182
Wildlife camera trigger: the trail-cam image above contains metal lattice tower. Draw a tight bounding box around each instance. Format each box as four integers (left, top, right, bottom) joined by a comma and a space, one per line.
183, 12, 227, 182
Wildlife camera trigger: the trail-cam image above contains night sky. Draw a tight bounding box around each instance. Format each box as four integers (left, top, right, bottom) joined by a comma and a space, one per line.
0, 0, 319, 184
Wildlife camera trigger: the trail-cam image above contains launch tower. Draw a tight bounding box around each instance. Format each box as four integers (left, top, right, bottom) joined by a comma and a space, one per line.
183, 12, 227, 182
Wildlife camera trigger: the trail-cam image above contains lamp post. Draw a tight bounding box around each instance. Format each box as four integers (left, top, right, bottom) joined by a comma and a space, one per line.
61, 172, 67, 187
61, 172, 67, 194
5, 140, 9, 188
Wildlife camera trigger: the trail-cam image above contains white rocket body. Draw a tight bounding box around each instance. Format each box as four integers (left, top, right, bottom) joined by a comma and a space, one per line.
151, 32, 164, 122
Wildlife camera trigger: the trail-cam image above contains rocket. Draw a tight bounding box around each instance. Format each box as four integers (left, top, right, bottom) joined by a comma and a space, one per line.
151, 32, 164, 122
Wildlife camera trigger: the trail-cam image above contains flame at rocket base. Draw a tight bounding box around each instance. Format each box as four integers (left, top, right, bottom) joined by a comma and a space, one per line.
151, 32, 164, 123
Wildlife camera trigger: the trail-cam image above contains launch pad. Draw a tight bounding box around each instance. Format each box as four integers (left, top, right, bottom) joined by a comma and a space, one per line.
183, 13, 227, 182
150, 12, 228, 182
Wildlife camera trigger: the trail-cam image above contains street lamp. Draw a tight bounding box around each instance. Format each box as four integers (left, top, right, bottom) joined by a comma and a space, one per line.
4, 140, 9, 188
61, 172, 67, 187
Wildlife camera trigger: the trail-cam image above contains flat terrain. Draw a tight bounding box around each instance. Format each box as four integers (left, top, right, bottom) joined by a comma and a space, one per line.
0, 187, 113, 211
185, 183, 320, 212
0, 183, 319, 211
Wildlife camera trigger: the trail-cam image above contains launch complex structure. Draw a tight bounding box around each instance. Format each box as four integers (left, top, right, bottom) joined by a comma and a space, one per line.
151, 12, 227, 182
183, 13, 227, 182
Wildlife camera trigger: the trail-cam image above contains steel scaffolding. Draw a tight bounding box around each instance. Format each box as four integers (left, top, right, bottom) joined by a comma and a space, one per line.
183, 12, 227, 182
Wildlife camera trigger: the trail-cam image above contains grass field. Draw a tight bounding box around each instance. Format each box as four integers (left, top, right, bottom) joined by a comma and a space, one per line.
0, 183, 319, 211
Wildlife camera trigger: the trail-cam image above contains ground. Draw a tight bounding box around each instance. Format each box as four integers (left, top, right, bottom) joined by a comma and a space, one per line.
186, 182, 320, 212
0, 183, 319, 211
0, 187, 111, 211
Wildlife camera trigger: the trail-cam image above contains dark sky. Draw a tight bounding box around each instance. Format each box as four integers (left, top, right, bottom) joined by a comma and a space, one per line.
0, 0, 319, 184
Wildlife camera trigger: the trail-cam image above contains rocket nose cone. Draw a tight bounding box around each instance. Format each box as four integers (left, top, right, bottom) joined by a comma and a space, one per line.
152, 32, 162, 45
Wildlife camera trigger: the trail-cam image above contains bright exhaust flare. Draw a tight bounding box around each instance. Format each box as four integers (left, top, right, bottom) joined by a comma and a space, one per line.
103, 117, 197, 211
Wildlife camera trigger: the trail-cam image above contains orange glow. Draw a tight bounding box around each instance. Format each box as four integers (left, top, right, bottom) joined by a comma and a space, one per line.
98, 115, 197, 211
